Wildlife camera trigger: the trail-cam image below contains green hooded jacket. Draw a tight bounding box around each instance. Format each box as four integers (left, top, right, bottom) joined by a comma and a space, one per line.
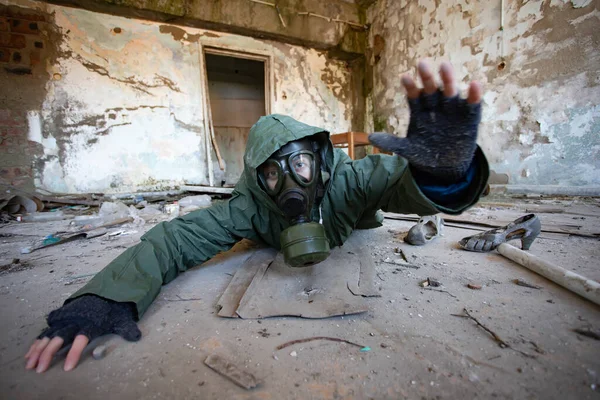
70, 114, 489, 318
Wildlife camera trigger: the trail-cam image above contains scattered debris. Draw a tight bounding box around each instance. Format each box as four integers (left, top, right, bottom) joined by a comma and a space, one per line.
420, 278, 441, 288
92, 345, 107, 360
393, 247, 409, 263
63, 272, 97, 286
0, 258, 32, 275
204, 353, 259, 389
360, 347, 371, 352
258, 329, 270, 338
0, 191, 43, 215
513, 279, 542, 289
275, 337, 365, 351
546, 299, 555, 304
21, 217, 132, 254
452, 308, 508, 348
423, 287, 458, 299
380, 343, 388, 348
381, 258, 419, 269
574, 328, 600, 340
452, 308, 536, 358
162, 295, 202, 302
290, 351, 298, 357
467, 283, 482, 290
529, 341, 546, 354
383, 212, 599, 239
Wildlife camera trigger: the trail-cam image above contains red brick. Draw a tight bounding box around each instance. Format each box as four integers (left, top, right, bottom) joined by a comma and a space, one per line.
10, 178, 29, 187
29, 50, 40, 66
6, 127, 25, 137
0, 166, 32, 181
0, 137, 16, 147
0, 110, 26, 127
9, 18, 40, 34
0, 47, 9, 62
0, 32, 26, 49
27, 141, 41, 152
0, 17, 8, 32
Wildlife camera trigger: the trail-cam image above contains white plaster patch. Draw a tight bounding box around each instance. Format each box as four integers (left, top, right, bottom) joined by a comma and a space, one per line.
571, 0, 593, 8
27, 110, 58, 157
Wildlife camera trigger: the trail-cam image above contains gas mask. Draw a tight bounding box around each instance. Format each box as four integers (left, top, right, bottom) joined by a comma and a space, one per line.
258, 138, 330, 267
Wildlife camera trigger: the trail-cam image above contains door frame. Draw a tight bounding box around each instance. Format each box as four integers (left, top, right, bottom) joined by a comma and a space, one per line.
198, 43, 274, 186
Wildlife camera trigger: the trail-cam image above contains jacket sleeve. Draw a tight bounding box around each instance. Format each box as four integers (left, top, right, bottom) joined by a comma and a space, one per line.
67, 192, 257, 319
349, 146, 489, 216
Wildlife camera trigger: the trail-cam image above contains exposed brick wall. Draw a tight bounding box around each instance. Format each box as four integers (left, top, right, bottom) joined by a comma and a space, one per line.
0, 109, 33, 188
0, 5, 50, 191
0, 5, 46, 75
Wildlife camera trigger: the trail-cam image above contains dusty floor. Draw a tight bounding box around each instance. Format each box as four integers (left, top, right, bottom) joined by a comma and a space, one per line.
0, 195, 599, 400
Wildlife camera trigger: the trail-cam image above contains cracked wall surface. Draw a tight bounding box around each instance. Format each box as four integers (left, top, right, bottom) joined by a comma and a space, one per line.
1, 0, 357, 193
367, 0, 600, 186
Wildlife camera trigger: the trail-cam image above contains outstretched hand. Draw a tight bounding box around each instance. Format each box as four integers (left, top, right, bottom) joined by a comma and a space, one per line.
25, 295, 141, 373
369, 61, 483, 183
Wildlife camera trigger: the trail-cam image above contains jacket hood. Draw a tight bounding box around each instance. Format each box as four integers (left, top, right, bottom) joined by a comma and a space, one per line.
241, 114, 334, 210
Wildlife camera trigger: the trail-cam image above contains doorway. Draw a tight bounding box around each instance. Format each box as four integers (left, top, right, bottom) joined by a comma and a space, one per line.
204, 51, 267, 186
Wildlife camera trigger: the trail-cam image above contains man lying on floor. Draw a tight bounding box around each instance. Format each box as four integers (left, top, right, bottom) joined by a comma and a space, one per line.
25, 60, 489, 373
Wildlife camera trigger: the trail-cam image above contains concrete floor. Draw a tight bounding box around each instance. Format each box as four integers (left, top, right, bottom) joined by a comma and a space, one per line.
0, 196, 599, 399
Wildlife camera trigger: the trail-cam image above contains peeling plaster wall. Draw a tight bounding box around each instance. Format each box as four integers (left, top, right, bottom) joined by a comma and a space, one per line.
2, 0, 355, 194
368, 0, 600, 186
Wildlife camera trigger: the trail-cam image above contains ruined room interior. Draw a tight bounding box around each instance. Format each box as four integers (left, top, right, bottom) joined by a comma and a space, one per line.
0, 0, 598, 398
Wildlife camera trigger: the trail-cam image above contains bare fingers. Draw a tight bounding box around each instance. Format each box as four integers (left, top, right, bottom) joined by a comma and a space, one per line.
439, 62, 457, 98
401, 75, 420, 99
404, 60, 482, 104
467, 81, 482, 104
64, 335, 89, 372
418, 61, 437, 94
36, 337, 64, 373
25, 337, 50, 370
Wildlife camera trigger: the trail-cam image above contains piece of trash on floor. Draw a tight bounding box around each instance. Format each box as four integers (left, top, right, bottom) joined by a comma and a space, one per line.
276, 336, 365, 351
360, 347, 371, 352
420, 278, 441, 288
0, 258, 30, 275
0, 192, 43, 215
204, 353, 259, 389
164, 202, 180, 218
467, 283, 482, 290
513, 278, 542, 289
93, 345, 107, 360
573, 328, 600, 340
107, 229, 138, 238
381, 257, 420, 269
290, 351, 298, 357
179, 195, 211, 214
393, 247, 410, 263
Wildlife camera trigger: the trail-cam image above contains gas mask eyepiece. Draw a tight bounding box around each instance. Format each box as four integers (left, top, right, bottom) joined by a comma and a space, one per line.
258, 138, 330, 267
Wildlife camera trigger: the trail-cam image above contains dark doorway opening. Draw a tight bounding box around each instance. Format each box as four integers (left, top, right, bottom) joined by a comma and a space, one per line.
205, 53, 266, 186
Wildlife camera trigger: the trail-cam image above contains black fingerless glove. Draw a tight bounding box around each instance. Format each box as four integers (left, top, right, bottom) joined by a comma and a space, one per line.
369, 90, 482, 184
39, 295, 141, 345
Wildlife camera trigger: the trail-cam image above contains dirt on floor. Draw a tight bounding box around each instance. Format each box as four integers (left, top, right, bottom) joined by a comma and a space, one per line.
0, 195, 599, 400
